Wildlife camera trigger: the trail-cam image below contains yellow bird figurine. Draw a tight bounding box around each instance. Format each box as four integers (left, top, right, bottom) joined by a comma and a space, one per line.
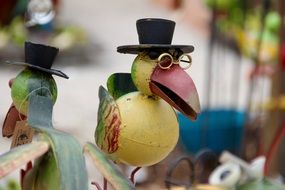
95, 18, 201, 168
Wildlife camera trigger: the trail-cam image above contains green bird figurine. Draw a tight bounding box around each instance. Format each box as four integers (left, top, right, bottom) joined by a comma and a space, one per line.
0, 42, 90, 190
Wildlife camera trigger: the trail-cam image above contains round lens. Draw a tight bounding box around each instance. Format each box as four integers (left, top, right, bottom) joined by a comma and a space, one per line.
158, 53, 173, 69
178, 54, 192, 70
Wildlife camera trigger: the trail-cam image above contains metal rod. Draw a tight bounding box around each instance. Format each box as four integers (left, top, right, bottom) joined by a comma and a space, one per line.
103, 178, 107, 190
130, 167, 141, 184
91, 182, 102, 190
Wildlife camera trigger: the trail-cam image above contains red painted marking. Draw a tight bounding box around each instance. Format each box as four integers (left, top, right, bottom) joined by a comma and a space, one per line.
109, 120, 120, 152
103, 106, 114, 142
104, 108, 121, 153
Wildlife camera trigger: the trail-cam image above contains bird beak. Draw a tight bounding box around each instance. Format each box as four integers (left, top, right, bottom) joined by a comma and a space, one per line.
150, 64, 200, 120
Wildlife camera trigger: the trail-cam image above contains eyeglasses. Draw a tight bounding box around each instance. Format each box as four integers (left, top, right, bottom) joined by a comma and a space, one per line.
157, 53, 192, 70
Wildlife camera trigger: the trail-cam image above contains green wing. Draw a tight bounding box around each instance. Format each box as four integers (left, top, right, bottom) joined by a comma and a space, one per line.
84, 142, 135, 190
0, 141, 49, 179
107, 73, 137, 100
95, 86, 121, 154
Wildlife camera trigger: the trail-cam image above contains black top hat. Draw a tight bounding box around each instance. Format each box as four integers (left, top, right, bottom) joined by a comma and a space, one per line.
6, 41, 69, 79
117, 18, 194, 54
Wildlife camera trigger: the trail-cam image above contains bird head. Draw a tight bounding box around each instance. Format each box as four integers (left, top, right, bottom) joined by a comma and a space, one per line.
131, 50, 200, 120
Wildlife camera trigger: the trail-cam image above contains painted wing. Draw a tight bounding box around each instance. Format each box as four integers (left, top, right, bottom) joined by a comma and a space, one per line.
84, 142, 135, 190
107, 73, 137, 100
0, 141, 49, 179
95, 86, 121, 154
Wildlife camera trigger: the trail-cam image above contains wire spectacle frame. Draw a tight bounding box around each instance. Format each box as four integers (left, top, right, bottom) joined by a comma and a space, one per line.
157, 53, 192, 70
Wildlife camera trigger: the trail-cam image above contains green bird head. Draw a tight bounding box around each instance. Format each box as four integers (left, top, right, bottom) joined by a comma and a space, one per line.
6, 41, 68, 116
11, 68, 58, 116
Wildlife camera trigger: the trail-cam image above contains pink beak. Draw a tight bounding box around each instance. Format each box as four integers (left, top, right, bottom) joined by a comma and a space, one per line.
150, 64, 200, 120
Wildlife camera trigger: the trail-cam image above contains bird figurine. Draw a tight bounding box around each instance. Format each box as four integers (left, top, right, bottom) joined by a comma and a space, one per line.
0, 41, 92, 190
1, 41, 137, 190
2, 41, 68, 138
95, 18, 200, 169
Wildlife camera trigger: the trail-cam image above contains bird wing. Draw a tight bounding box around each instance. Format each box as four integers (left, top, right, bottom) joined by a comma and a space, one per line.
107, 73, 137, 100
95, 86, 122, 154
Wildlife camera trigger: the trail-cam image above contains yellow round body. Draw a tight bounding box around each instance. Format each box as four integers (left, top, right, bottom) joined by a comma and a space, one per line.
113, 92, 179, 166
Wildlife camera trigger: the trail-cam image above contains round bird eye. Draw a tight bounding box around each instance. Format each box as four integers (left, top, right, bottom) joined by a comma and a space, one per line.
149, 51, 160, 59
157, 53, 173, 69
178, 54, 192, 70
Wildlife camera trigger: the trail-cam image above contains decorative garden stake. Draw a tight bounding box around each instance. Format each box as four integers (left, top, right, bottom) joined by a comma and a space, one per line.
0, 41, 136, 190
95, 18, 200, 186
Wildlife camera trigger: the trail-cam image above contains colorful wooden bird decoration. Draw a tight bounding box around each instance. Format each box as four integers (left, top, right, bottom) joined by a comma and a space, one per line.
95, 18, 201, 169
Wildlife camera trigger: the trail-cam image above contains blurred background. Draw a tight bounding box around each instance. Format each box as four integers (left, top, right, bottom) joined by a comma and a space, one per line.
0, 0, 284, 189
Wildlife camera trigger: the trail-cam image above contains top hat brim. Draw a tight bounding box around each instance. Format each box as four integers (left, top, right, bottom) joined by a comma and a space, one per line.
6, 61, 69, 79
117, 44, 194, 54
